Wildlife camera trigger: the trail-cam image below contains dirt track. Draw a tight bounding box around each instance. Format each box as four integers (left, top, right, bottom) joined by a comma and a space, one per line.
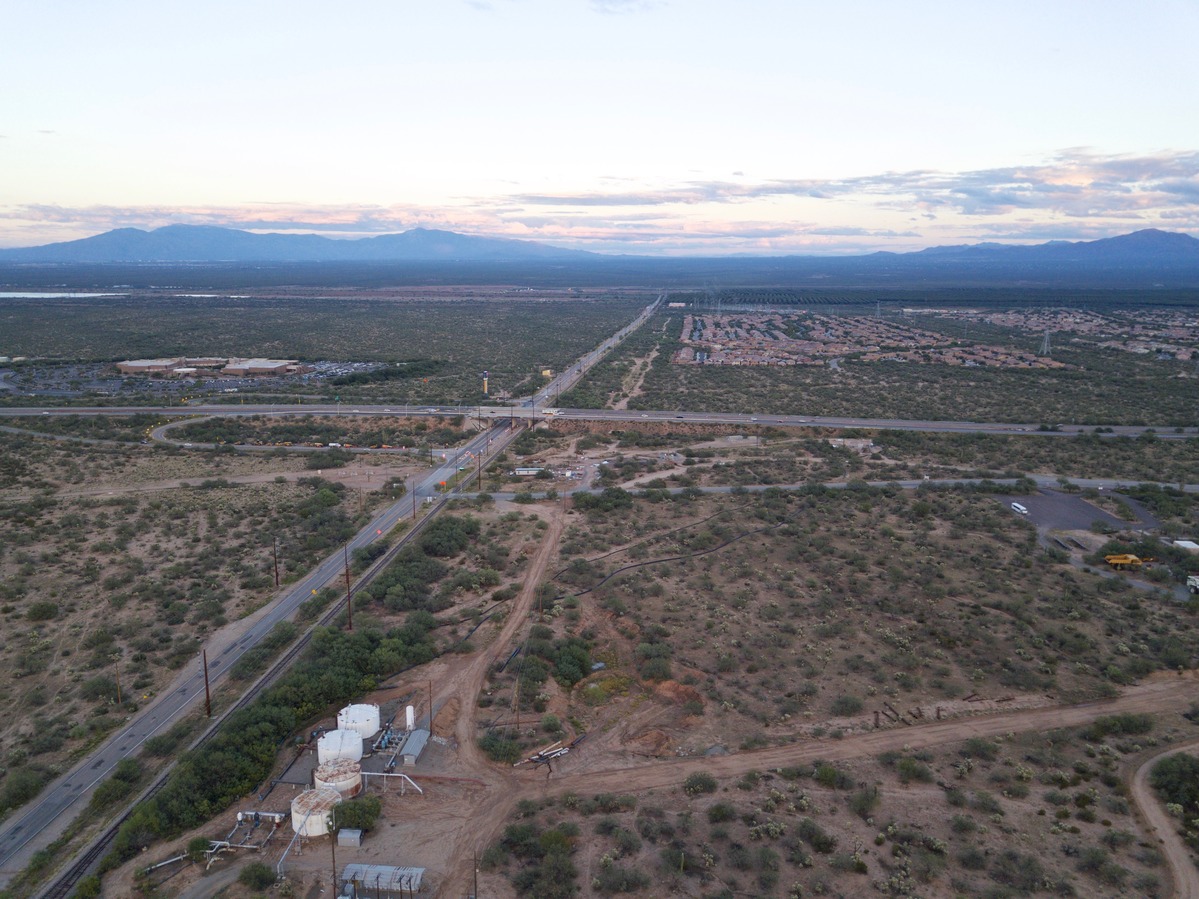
99, 480, 1199, 898
384, 497, 1199, 898
1131, 739, 1199, 899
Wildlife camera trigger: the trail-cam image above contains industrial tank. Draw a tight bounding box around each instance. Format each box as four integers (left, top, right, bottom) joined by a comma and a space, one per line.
337, 703, 381, 739
314, 759, 363, 798
317, 729, 364, 765
290, 787, 342, 836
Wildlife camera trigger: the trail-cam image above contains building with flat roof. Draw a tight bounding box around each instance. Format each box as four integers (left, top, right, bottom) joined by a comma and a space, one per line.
116, 358, 185, 374
222, 358, 298, 376
339, 864, 425, 897
400, 729, 429, 767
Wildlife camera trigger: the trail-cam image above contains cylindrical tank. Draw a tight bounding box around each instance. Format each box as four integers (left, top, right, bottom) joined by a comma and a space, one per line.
337, 703, 381, 739
314, 759, 363, 798
290, 787, 341, 836
405, 705, 415, 732
317, 729, 364, 765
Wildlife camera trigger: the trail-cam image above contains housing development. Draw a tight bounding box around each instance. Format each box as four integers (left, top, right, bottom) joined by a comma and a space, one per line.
0, 265, 1197, 899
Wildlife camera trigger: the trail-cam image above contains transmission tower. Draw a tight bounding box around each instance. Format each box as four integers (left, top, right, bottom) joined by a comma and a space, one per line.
1040, 331, 1052, 356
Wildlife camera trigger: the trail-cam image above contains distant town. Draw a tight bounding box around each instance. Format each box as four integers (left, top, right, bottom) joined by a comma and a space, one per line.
673, 308, 1199, 369
673, 312, 1065, 369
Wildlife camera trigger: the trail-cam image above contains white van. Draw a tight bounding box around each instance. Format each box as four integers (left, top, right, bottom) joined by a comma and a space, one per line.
1010, 502, 1028, 515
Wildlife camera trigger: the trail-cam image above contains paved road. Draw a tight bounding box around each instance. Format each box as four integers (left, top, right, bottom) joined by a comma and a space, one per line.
0, 297, 664, 889
2, 298, 1194, 889
0, 422, 513, 885
3, 403, 1194, 441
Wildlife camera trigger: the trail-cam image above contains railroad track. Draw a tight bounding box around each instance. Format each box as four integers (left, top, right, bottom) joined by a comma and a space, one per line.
37, 425, 520, 898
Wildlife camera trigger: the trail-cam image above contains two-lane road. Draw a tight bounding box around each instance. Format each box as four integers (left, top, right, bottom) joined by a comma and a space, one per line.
0, 421, 515, 884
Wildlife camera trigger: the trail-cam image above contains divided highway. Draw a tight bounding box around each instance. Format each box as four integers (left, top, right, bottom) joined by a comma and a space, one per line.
1, 296, 1193, 892
0, 290, 650, 893
0, 421, 517, 888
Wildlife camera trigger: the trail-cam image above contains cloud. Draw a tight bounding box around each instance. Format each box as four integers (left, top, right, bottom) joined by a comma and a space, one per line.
590, 0, 665, 13
2, 149, 1196, 254
504, 150, 1199, 225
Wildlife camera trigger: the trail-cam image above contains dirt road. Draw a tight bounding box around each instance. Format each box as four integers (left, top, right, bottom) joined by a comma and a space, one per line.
432, 671, 1199, 897
403, 504, 567, 899
1131, 739, 1199, 899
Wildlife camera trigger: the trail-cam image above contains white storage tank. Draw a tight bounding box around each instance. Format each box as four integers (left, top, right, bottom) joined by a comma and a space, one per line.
314, 759, 363, 798
317, 729, 364, 765
337, 703, 381, 739
290, 787, 341, 836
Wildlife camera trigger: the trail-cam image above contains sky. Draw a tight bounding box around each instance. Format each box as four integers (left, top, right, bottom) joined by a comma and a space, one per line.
3, 0, 1198, 255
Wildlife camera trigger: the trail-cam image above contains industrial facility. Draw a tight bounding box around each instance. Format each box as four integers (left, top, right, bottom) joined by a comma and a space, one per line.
160, 700, 435, 894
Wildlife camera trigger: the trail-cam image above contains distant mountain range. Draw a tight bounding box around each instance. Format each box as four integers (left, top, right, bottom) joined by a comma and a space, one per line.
0, 224, 597, 264
1, 225, 1198, 290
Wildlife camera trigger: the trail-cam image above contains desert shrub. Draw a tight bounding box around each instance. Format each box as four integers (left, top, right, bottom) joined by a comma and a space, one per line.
238, 861, 276, 889
479, 731, 523, 764
814, 763, 854, 789
796, 818, 837, 854
594, 864, 651, 893
957, 845, 987, 870
830, 851, 867, 874
334, 794, 382, 832
961, 738, 1000, 761
72, 875, 102, 898
707, 802, 737, 823
0, 767, 49, 814
950, 814, 977, 834
990, 849, 1044, 890
683, 772, 717, 796
1082, 713, 1154, 742
26, 601, 59, 621
80, 676, 118, 702
830, 694, 863, 716
848, 786, 880, 821
897, 757, 934, 784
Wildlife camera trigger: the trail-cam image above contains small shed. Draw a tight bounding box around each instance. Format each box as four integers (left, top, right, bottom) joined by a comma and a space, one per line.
337, 828, 363, 848
401, 729, 429, 767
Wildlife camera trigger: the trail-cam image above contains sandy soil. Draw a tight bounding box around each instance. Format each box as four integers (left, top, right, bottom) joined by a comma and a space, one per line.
1130, 739, 1199, 899
613, 345, 658, 411
108, 496, 1199, 898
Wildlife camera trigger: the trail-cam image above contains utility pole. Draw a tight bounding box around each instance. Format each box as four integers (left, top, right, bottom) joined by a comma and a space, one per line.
328, 813, 338, 893
202, 649, 212, 718
272, 536, 280, 588
343, 545, 354, 631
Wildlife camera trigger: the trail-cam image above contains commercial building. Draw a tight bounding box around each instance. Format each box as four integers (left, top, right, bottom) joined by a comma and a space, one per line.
115, 356, 310, 377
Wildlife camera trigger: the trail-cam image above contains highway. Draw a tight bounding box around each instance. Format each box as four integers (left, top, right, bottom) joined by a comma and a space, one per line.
0, 421, 515, 886
0, 288, 652, 892
0, 293, 1193, 891
2, 404, 1192, 441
